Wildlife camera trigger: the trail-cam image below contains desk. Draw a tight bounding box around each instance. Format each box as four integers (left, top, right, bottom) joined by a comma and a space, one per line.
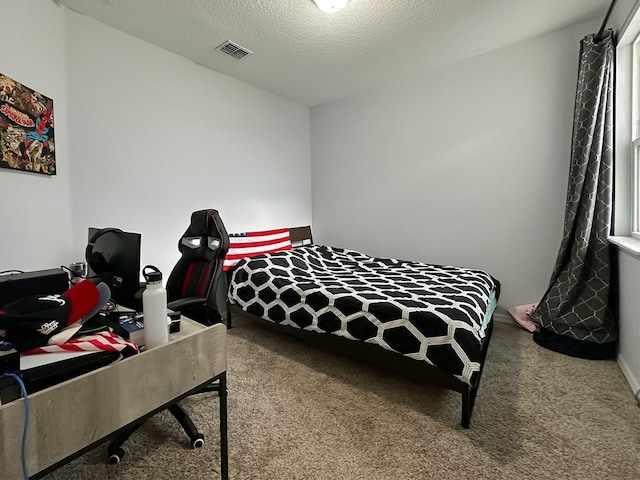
0, 319, 227, 480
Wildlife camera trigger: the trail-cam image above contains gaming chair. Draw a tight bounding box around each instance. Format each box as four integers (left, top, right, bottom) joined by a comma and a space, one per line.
166, 209, 231, 327
106, 209, 230, 464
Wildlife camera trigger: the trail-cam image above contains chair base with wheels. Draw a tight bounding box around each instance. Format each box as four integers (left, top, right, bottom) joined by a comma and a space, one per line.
105, 378, 226, 463
107, 404, 205, 464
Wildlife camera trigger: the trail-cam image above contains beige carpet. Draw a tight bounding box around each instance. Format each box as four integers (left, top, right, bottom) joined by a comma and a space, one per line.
46, 316, 640, 480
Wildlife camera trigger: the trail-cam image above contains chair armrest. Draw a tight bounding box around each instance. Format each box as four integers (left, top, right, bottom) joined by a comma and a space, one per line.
167, 297, 222, 325
167, 297, 207, 311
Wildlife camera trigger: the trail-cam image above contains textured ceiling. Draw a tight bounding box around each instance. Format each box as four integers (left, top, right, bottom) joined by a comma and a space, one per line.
56, 0, 610, 106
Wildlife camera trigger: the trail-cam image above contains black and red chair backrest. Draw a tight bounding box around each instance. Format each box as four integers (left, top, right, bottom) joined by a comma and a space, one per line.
166, 209, 230, 325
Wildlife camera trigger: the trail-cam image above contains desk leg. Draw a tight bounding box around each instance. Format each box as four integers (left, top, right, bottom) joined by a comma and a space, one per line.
219, 373, 228, 480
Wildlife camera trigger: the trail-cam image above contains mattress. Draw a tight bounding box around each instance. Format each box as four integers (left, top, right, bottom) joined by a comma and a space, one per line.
230, 245, 498, 386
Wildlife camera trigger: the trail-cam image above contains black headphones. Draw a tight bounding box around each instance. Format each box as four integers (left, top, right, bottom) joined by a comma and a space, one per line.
85, 228, 123, 274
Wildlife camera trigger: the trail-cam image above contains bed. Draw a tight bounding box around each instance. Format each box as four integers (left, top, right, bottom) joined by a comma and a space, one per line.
227, 226, 500, 428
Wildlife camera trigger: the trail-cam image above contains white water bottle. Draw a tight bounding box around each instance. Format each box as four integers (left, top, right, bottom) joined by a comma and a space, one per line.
142, 265, 168, 349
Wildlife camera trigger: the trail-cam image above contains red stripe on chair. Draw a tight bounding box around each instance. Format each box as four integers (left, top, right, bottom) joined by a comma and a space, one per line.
182, 263, 195, 298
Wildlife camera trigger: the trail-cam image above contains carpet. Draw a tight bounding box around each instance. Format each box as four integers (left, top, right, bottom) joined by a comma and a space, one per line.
46, 316, 640, 479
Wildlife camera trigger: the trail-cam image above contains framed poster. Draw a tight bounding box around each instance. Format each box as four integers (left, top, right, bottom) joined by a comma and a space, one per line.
0, 73, 55, 175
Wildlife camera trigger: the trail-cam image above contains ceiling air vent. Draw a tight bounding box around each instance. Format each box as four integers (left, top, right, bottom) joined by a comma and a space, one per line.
216, 41, 253, 60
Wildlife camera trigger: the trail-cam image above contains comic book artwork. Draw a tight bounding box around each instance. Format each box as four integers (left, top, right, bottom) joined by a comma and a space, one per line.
0, 73, 55, 175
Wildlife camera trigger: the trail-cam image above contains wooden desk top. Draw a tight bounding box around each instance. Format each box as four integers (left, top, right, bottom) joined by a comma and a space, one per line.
0, 320, 227, 479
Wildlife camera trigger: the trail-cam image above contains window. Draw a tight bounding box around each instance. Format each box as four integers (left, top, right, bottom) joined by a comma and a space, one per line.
614, 7, 640, 245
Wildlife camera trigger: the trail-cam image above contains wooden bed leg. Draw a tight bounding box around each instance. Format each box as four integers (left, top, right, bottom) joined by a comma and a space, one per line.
461, 318, 494, 428
461, 383, 481, 429
461, 387, 471, 429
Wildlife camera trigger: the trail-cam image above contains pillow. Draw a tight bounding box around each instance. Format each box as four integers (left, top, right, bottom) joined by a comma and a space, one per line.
223, 228, 292, 271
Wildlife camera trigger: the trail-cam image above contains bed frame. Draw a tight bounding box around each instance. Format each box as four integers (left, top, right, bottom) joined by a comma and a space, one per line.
228, 225, 498, 429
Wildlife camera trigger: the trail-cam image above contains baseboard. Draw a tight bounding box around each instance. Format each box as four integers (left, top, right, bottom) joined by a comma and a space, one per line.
492, 312, 516, 325
617, 353, 640, 397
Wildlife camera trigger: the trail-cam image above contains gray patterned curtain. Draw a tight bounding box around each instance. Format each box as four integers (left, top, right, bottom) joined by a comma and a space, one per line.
531, 29, 616, 356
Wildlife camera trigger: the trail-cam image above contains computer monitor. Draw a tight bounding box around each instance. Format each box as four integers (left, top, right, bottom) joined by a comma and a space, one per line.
86, 227, 142, 310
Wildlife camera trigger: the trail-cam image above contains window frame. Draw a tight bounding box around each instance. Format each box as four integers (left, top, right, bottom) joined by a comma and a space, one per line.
631, 37, 640, 238
632, 139, 640, 239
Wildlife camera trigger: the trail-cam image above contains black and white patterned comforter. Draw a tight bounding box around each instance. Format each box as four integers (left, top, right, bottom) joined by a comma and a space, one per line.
230, 245, 498, 386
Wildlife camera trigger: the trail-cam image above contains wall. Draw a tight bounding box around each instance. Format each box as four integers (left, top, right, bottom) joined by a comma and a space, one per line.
0, 0, 74, 272
65, 11, 312, 279
0, 1, 312, 283
616, 249, 640, 393
310, 20, 599, 315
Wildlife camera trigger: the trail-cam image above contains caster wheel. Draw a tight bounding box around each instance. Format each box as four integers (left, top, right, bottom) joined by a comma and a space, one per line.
192, 434, 205, 449
108, 448, 124, 464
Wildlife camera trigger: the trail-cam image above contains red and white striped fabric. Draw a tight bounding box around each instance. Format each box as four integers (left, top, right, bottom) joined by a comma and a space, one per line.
223, 228, 292, 271
23, 331, 139, 355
